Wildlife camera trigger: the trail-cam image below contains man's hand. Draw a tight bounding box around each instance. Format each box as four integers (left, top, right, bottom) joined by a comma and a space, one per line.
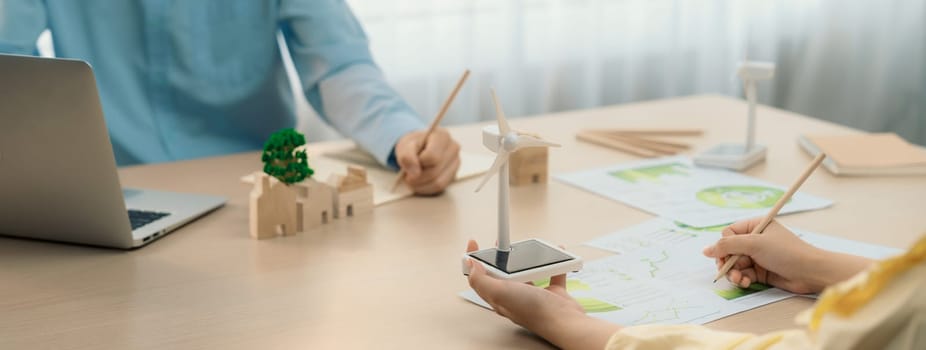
395, 128, 461, 195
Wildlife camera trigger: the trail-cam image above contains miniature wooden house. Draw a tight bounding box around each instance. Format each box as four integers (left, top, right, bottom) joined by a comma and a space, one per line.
247, 165, 374, 240
327, 166, 374, 218
294, 179, 335, 232
508, 147, 548, 186
249, 172, 299, 239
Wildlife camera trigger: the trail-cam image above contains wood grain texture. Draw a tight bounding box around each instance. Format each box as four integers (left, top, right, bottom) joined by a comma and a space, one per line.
508, 147, 549, 186
576, 130, 666, 157
1, 95, 923, 349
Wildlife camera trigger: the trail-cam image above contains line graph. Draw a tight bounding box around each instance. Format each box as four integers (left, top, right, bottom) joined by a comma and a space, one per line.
630, 298, 714, 325
641, 250, 669, 277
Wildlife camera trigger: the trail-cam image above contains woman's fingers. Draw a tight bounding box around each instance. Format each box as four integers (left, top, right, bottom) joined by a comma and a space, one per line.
466, 239, 479, 253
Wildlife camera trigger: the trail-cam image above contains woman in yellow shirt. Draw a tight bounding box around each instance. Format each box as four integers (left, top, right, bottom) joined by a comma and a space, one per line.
465, 218, 926, 349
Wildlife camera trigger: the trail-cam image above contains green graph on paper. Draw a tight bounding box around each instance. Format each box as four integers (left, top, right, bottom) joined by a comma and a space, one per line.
609, 163, 690, 184
696, 186, 788, 209
532, 278, 592, 291
532, 279, 621, 313
650, 228, 697, 244
673, 221, 728, 232
606, 268, 634, 281
714, 282, 771, 300
641, 250, 670, 278
575, 297, 622, 313
632, 299, 703, 324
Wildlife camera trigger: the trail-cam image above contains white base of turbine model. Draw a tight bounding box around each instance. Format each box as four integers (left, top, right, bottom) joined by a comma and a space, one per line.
461, 90, 582, 283
695, 61, 775, 171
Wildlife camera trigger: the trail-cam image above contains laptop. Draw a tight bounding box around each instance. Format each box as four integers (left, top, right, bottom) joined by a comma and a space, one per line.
0, 54, 226, 248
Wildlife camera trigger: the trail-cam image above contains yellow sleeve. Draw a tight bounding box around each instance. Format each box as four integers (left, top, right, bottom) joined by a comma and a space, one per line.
605, 324, 811, 350
606, 235, 926, 350
803, 251, 926, 349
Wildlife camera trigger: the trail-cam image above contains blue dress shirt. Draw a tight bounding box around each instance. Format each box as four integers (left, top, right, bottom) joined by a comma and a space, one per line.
0, 0, 424, 167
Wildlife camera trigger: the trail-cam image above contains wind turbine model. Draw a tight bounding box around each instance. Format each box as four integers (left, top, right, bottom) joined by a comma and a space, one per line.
462, 90, 583, 283
695, 61, 776, 171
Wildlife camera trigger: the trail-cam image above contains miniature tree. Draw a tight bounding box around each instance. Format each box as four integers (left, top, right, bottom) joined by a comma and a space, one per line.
261, 128, 314, 184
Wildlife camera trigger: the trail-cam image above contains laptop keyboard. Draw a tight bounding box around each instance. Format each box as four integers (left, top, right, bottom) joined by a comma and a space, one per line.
128, 209, 170, 230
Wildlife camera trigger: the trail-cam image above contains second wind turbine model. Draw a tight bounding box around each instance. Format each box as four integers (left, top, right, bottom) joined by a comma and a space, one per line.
462, 90, 583, 283
695, 43, 776, 171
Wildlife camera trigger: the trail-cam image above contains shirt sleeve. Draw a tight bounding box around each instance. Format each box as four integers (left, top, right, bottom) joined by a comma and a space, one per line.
606, 242, 926, 350
805, 251, 926, 349
0, 0, 48, 54
278, 0, 424, 169
605, 324, 812, 350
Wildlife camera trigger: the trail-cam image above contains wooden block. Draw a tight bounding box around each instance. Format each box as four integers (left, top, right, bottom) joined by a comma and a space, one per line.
508, 147, 548, 186
295, 179, 334, 231
249, 172, 298, 240
347, 166, 367, 181
333, 184, 374, 219
326, 173, 345, 190
340, 166, 368, 192
328, 166, 371, 192
325, 166, 375, 219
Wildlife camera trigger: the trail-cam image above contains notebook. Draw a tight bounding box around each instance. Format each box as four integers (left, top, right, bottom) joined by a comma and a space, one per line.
798, 133, 926, 176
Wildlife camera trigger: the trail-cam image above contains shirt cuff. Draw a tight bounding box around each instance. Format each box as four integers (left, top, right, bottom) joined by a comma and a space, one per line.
387, 146, 400, 170
366, 110, 424, 171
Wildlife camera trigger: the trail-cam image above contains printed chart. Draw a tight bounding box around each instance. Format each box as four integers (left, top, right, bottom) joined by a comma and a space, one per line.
461, 219, 900, 327
555, 156, 833, 227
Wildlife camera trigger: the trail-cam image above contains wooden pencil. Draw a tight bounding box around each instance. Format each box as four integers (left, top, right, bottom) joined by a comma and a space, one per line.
391, 69, 470, 192
591, 128, 704, 137
712, 153, 827, 283
606, 134, 691, 150
576, 131, 665, 157
604, 134, 689, 154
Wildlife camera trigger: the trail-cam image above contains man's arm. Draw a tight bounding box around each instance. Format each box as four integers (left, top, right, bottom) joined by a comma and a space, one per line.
278, 0, 424, 168
0, 0, 48, 54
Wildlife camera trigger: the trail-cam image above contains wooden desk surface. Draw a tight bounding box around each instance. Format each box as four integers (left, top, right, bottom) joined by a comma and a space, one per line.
2, 95, 923, 349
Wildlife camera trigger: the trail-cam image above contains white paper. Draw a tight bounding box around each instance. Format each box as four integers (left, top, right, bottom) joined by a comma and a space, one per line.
555, 156, 833, 227
460, 218, 900, 327
792, 229, 902, 259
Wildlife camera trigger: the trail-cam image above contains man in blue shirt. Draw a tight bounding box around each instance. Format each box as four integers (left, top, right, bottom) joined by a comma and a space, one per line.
0, 0, 461, 195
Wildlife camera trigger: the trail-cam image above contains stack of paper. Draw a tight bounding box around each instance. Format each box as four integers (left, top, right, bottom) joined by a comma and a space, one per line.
798, 133, 926, 176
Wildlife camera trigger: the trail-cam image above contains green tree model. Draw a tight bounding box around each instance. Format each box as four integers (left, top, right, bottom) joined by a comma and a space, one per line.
261, 128, 314, 184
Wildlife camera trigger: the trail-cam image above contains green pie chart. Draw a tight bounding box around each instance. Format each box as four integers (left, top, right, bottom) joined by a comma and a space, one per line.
533, 278, 592, 291
696, 186, 786, 209
673, 221, 728, 232
575, 297, 622, 313
609, 163, 689, 184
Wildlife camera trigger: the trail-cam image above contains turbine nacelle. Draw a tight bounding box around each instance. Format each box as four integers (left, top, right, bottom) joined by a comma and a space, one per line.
474, 90, 560, 193
481, 126, 534, 153
737, 61, 775, 81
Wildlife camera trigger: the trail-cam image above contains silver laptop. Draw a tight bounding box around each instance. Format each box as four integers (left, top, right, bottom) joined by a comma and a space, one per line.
0, 54, 226, 248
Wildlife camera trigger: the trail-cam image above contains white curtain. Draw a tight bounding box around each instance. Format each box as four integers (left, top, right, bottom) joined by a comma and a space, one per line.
39, 1, 926, 145
300, 0, 923, 144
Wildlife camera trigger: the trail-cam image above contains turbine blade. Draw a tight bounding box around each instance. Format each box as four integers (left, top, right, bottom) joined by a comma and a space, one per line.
513, 134, 561, 151
474, 150, 509, 192
490, 88, 511, 135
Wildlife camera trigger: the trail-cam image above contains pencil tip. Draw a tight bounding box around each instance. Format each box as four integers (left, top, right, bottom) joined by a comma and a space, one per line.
712, 278, 718, 283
